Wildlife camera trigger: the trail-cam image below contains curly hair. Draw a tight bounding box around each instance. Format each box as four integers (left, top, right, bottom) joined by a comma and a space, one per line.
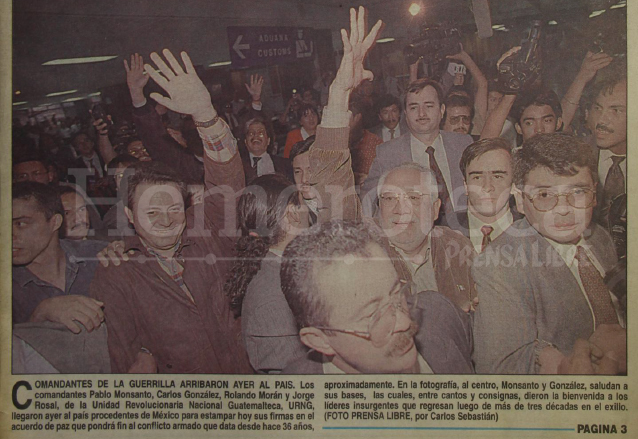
224, 173, 299, 316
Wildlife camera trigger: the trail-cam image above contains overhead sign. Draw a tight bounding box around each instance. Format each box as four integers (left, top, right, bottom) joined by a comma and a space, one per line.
226, 26, 314, 69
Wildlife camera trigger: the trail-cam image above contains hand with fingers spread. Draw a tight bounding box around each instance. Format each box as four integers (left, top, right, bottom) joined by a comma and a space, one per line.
577, 51, 613, 84
124, 53, 150, 107
245, 74, 264, 103
331, 6, 383, 95
30, 295, 105, 334
144, 49, 215, 122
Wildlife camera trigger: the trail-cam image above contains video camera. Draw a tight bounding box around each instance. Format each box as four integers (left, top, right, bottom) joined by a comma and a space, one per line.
403, 23, 462, 66
497, 20, 543, 94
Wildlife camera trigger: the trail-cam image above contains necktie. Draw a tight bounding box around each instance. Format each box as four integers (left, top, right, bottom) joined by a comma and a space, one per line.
252, 156, 261, 169
426, 146, 451, 213
389, 128, 395, 139
575, 246, 618, 328
602, 156, 625, 215
480, 225, 493, 252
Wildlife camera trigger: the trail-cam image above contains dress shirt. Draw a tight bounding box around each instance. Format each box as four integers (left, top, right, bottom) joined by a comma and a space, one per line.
395, 238, 437, 294
381, 124, 402, 142
545, 237, 624, 328
598, 149, 627, 188
410, 133, 455, 210
300, 127, 311, 141
249, 152, 275, 177
82, 153, 103, 177
468, 209, 514, 254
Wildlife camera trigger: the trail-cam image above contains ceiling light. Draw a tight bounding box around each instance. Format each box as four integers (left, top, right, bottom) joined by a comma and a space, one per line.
548, 20, 558, 25
15, 90, 20, 95
492, 24, 505, 29
46, 89, 77, 97
42, 56, 118, 66
589, 10, 606, 18
208, 61, 232, 67
610, 1, 626, 8
13, 101, 27, 106
88, 92, 101, 97
62, 97, 86, 103
376, 38, 395, 43
409, 3, 421, 16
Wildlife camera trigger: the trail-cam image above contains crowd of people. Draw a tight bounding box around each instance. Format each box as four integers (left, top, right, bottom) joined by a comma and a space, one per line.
12, 7, 626, 375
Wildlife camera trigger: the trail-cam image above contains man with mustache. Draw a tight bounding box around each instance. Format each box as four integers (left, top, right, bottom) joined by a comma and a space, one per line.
362, 78, 473, 223
585, 76, 626, 225
442, 94, 473, 136
370, 94, 408, 142
473, 133, 626, 374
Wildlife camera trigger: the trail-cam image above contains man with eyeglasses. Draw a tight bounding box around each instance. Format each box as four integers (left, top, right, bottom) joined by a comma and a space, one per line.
281, 220, 473, 374
442, 94, 473, 136
473, 133, 626, 374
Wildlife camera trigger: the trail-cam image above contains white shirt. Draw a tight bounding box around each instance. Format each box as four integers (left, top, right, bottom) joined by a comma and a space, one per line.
82, 153, 103, 178
300, 127, 311, 141
468, 209, 514, 254
410, 133, 455, 209
381, 125, 402, 142
249, 152, 275, 177
597, 149, 626, 188
322, 353, 433, 374
546, 237, 624, 328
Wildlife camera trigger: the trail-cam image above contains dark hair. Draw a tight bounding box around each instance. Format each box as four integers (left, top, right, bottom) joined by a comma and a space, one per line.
13, 151, 49, 168
224, 174, 299, 316
298, 103, 320, 124
375, 94, 401, 116
56, 185, 82, 198
587, 76, 627, 109
460, 138, 512, 180
403, 78, 444, 110
349, 99, 365, 117
513, 133, 597, 189
107, 154, 138, 171
512, 89, 562, 124
442, 94, 474, 126
124, 136, 144, 149
289, 135, 316, 163
13, 181, 64, 224
126, 161, 188, 210
70, 131, 93, 148
281, 220, 389, 329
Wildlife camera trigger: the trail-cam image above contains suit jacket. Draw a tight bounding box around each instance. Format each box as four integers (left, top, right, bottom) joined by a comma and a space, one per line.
240, 150, 293, 184
361, 131, 473, 217
282, 290, 474, 374
369, 119, 409, 141
472, 218, 618, 374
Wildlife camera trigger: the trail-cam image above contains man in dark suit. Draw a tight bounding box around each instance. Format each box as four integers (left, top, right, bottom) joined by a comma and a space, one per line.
585, 76, 626, 226
369, 94, 409, 142
448, 138, 523, 253
241, 116, 292, 184
473, 133, 626, 375
361, 79, 473, 221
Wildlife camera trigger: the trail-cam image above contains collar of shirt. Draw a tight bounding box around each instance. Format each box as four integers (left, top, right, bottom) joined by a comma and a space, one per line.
382, 125, 400, 141
467, 208, 513, 252
300, 127, 311, 140
249, 152, 275, 176
322, 352, 432, 374
14, 240, 86, 289
268, 248, 284, 257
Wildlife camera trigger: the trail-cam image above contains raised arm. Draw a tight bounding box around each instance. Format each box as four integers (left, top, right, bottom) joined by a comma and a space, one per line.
480, 47, 520, 140
561, 51, 613, 132
125, 53, 204, 181
309, 6, 382, 224
447, 45, 488, 123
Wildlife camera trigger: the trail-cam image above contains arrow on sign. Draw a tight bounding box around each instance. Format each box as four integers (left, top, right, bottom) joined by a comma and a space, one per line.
232, 35, 250, 59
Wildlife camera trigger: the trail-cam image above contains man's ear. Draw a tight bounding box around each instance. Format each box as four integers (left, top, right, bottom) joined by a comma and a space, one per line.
515, 123, 522, 135
463, 180, 468, 196
299, 327, 336, 356
124, 206, 135, 225
512, 186, 525, 216
432, 197, 442, 221
556, 116, 563, 131
50, 213, 63, 233
439, 103, 446, 120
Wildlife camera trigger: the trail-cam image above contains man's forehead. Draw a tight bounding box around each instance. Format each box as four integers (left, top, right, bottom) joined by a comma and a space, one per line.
448, 106, 471, 116
521, 104, 556, 119
15, 161, 47, 172
597, 83, 627, 104
381, 104, 399, 112
61, 192, 85, 206
383, 168, 430, 190
13, 197, 44, 216
134, 183, 184, 205
407, 86, 439, 104
524, 165, 594, 188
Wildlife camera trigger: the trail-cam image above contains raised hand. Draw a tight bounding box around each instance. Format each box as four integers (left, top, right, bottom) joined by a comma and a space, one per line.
245, 74, 264, 102
124, 53, 150, 107
144, 49, 215, 122
577, 51, 613, 83
446, 44, 471, 64
331, 6, 383, 94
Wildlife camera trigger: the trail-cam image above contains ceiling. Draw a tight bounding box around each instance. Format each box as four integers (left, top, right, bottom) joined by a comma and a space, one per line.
11, 0, 626, 108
